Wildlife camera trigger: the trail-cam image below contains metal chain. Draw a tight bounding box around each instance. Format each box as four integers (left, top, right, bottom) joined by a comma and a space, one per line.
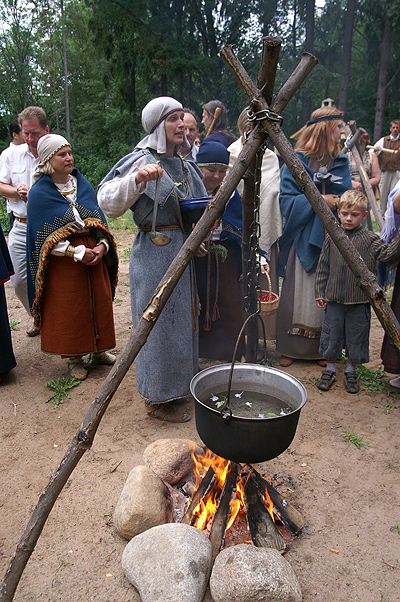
247, 106, 283, 127
243, 140, 267, 314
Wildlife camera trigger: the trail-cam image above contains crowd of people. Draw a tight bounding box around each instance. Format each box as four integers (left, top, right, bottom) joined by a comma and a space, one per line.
2, 99, 400, 419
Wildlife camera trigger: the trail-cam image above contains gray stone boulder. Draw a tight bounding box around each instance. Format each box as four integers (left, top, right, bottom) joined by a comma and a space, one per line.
113, 465, 173, 539
143, 438, 204, 486
210, 544, 302, 602
122, 522, 212, 602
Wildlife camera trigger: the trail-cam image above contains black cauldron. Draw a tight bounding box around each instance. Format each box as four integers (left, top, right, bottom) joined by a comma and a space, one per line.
190, 364, 307, 464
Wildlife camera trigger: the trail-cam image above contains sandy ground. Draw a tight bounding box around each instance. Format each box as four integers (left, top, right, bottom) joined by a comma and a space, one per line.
1, 228, 400, 602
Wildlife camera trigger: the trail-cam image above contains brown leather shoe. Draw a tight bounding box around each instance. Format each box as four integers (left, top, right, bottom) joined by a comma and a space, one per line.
279, 356, 294, 367
26, 323, 41, 337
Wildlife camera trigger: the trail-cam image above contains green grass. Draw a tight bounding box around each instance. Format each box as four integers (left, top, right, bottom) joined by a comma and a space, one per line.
390, 522, 400, 535
340, 426, 368, 449
46, 376, 81, 409
0, 200, 10, 235
107, 211, 137, 233
356, 365, 386, 392
9, 318, 21, 331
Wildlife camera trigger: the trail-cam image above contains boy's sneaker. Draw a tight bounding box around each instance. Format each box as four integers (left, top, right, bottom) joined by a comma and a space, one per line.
317, 370, 336, 391
344, 372, 360, 393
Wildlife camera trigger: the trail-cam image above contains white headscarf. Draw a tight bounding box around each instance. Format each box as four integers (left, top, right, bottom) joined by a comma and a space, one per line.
135, 96, 189, 154
32, 134, 70, 184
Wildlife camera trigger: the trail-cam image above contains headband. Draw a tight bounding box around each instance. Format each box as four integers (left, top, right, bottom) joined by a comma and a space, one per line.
149, 108, 183, 134
307, 115, 343, 127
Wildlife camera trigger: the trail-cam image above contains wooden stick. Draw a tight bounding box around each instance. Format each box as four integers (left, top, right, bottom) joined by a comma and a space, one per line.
345, 122, 384, 230
257, 37, 282, 105
205, 107, 221, 138
243, 469, 285, 552
209, 462, 241, 563
367, 145, 399, 154
181, 464, 216, 525
241, 36, 282, 361
251, 469, 305, 534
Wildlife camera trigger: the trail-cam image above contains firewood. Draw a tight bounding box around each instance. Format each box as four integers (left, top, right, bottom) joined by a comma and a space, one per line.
181, 464, 216, 525
242, 470, 286, 552
209, 462, 241, 563
251, 469, 305, 534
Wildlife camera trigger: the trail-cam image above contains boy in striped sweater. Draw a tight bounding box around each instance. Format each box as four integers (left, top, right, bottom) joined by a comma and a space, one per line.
315, 189, 400, 393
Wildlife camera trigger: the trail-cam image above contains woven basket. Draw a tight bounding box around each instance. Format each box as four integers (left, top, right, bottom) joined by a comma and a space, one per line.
258, 270, 280, 316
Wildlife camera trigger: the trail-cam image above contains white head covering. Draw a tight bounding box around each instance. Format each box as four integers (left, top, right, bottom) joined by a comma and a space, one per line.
135, 96, 189, 154
32, 134, 70, 184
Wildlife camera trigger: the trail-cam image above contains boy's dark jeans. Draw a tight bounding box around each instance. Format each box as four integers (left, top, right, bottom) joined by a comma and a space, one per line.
319, 301, 371, 365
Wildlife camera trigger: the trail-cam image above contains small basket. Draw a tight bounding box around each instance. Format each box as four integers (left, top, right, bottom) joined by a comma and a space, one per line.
258, 270, 280, 316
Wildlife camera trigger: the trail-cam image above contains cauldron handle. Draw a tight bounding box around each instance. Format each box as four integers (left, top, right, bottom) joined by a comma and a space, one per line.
220, 311, 261, 418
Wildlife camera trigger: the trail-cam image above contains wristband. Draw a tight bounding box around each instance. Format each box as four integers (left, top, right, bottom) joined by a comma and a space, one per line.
65, 245, 75, 259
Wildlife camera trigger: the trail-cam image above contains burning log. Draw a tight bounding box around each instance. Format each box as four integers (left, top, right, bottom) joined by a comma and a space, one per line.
181, 464, 217, 526
208, 462, 242, 563
242, 468, 285, 552
251, 469, 305, 535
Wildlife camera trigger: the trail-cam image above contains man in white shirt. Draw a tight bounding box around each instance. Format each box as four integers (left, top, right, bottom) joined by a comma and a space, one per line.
374, 119, 400, 215
0, 106, 49, 336
178, 109, 199, 162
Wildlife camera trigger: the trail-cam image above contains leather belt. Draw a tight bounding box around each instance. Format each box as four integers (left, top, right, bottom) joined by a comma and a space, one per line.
14, 216, 27, 223
137, 225, 181, 231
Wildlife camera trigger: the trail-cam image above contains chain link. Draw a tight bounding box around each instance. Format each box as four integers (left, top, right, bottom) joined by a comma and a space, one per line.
247, 106, 283, 126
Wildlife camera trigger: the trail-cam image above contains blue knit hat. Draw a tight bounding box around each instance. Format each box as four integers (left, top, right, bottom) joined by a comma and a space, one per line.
196, 140, 230, 166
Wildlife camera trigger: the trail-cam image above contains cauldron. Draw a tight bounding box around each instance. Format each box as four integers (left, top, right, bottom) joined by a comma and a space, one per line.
190, 364, 307, 464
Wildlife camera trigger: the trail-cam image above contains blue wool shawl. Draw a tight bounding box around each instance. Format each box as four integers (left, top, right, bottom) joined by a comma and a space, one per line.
278, 151, 351, 275
26, 169, 118, 320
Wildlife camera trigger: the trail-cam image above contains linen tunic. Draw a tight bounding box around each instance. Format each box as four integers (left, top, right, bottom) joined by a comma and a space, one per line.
98, 150, 207, 403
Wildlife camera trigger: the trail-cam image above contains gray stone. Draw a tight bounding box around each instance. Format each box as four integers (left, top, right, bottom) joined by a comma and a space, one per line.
143, 438, 204, 486
122, 522, 213, 602
113, 465, 173, 539
209, 544, 302, 602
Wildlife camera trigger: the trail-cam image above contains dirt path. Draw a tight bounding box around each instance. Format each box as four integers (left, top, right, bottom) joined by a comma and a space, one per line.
0, 229, 399, 602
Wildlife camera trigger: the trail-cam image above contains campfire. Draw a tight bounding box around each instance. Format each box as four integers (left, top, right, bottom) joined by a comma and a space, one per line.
181, 450, 305, 562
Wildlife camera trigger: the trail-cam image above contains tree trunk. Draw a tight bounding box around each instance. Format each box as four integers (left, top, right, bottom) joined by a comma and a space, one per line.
338, 0, 356, 112
61, 0, 70, 140
373, 14, 393, 142
301, 0, 314, 124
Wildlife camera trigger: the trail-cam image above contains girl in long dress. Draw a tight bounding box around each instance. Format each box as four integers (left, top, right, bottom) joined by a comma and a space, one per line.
276, 107, 352, 367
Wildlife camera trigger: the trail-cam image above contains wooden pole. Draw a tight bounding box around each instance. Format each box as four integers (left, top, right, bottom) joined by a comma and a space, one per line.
241, 37, 283, 362
344, 122, 384, 230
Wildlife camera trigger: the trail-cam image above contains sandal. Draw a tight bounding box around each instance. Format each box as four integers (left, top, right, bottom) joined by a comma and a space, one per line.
344, 372, 360, 394
316, 359, 327, 367
68, 357, 88, 381
27, 323, 41, 337
317, 370, 336, 391
279, 356, 294, 367
93, 351, 116, 365
145, 401, 191, 423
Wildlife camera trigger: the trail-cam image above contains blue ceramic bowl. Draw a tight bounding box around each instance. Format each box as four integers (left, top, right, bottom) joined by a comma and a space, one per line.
179, 196, 213, 232
179, 196, 213, 213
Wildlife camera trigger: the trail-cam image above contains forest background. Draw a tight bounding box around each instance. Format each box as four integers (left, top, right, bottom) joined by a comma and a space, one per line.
0, 0, 399, 196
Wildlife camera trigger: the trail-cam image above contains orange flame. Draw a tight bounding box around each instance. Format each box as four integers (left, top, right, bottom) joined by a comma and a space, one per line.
190, 450, 276, 532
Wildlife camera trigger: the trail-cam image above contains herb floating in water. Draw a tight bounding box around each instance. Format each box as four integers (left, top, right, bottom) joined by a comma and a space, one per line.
210, 393, 227, 408
204, 242, 228, 262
